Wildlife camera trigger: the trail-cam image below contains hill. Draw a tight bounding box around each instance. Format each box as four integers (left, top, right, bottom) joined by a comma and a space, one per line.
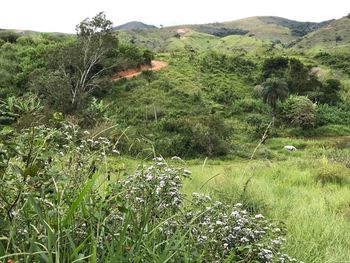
221, 16, 330, 43
116, 16, 332, 53
294, 16, 350, 52
113, 21, 157, 30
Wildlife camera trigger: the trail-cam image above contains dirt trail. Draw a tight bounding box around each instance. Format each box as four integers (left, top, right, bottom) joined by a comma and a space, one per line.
112, 60, 168, 80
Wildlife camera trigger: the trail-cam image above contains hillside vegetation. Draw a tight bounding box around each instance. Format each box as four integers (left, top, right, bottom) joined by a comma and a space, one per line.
1, 12, 350, 263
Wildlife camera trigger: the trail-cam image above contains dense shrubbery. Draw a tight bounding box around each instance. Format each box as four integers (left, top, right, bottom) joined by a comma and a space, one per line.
197, 51, 257, 80
316, 102, 350, 126
282, 96, 316, 129
314, 52, 350, 75
194, 24, 249, 37
0, 124, 299, 262
156, 114, 232, 157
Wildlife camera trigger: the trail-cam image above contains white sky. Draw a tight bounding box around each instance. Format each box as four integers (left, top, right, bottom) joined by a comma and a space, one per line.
1, 0, 349, 33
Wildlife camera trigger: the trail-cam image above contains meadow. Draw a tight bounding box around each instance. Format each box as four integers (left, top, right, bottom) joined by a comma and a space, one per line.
183, 136, 350, 263
2, 12, 350, 263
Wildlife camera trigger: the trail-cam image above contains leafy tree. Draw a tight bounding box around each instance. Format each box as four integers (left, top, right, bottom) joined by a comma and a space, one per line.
261, 78, 289, 122
261, 56, 289, 79
319, 79, 341, 105
283, 96, 316, 129
0, 30, 21, 43
31, 12, 118, 112
287, 58, 309, 93
142, 49, 154, 65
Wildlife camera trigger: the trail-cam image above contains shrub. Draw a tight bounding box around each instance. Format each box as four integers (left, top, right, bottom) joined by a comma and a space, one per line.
316, 103, 350, 126
231, 98, 270, 115
156, 114, 232, 157
282, 96, 316, 129
245, 113, 271, 138
0, 125, 300, 262
314, 160, 350, 186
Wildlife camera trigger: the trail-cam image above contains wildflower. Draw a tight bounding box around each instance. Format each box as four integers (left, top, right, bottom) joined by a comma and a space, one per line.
255, 214, 264, 219
214, 201, 222, 207
159, 180, 165, 188
240, 237, 249, 242
231, 211, 240, 218
183, 169, 192, 175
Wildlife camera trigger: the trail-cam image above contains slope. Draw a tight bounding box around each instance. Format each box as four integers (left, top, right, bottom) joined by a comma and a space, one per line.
295, 16, 350, 53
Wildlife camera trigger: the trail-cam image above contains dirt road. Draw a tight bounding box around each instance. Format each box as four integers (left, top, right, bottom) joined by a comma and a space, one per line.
112, 60, 168, 80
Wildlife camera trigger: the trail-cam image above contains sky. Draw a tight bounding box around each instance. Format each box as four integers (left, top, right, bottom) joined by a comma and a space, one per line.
1, 0, 349, 33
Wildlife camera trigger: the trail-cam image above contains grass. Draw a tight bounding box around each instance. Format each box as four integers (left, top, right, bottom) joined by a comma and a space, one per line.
181, 137, 350, 263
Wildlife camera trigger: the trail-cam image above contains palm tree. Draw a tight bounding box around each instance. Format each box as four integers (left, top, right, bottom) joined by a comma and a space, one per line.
261, 78, 289, 124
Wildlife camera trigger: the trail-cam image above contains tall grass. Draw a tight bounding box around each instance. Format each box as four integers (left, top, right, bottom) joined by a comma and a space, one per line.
0, 124, 297, 263
184, 155, 350, 263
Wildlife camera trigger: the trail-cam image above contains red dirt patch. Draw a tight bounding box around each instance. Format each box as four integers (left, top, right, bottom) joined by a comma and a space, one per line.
111, 60, 168, 80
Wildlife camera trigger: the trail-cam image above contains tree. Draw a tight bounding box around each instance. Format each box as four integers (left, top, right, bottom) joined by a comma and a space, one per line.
31, 12, 118, 112
261, 56, 289, 80
283, 96, 316, 129
320, 79, 341, 105
287, 58, 309, 94
261, 78, 289, 123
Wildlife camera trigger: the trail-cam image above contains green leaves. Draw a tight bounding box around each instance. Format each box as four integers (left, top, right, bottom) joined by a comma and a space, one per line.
63, 172, 100, 227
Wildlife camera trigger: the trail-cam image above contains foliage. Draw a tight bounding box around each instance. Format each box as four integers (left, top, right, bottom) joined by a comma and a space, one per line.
314, 158, 350, 185
30, 12, 117, 112
0, 30, 21, 43
197, 51, 257, 81
194, 24, 249, 37
156, 114, 232, 157
261, 56, 289, 79
314, 52, 350, 75
261, 78, 289, 116
245, 113, 271, 138
317, 79, 342, 105
0, 125, 298, 262
0, 93, 42, 125
316, 102, 350, 126
282, 96, 316, 129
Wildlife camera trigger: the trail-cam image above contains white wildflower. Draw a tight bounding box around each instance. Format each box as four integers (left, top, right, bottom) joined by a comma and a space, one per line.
255, 214, 264, 219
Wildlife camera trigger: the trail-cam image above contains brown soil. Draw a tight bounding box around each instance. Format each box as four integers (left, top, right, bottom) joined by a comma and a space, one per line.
111, 60, 168, 80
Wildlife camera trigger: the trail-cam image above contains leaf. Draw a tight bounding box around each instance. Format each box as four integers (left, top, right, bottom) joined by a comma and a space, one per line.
11, 165, 23, 176
117, 206, 128, 213
62, 172, 100, 227
24, 164, 39, 177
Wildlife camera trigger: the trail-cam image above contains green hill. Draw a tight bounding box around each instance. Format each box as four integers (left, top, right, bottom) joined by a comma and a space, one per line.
222, 16, 330, 43
294, 16, 350, 53
113, 21, 157, 30
116, 16, 331, 53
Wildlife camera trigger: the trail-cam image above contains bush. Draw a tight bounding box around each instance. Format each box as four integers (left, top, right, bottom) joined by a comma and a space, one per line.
156, 114, 232, 157
316, 103, 350, 126
197, 51, 257, 79
245, 113, 271, 138
231, 98, 270, 115
282, 96, 316, 129
0, 124, 299, 262
314, 160, 350, 186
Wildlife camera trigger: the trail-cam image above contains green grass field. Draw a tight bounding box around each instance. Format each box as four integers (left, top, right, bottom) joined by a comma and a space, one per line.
179, 137, 350, 263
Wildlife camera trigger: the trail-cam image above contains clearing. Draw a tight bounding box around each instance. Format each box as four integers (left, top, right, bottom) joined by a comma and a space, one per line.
112, 60, 168, 80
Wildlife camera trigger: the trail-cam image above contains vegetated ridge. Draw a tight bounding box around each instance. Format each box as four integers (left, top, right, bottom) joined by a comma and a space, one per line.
113, 21, 157, 30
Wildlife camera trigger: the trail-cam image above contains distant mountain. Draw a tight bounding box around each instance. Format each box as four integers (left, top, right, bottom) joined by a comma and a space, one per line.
294, 16, 350, 52
113, 21, 157, 31
218, 16, 331, 43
